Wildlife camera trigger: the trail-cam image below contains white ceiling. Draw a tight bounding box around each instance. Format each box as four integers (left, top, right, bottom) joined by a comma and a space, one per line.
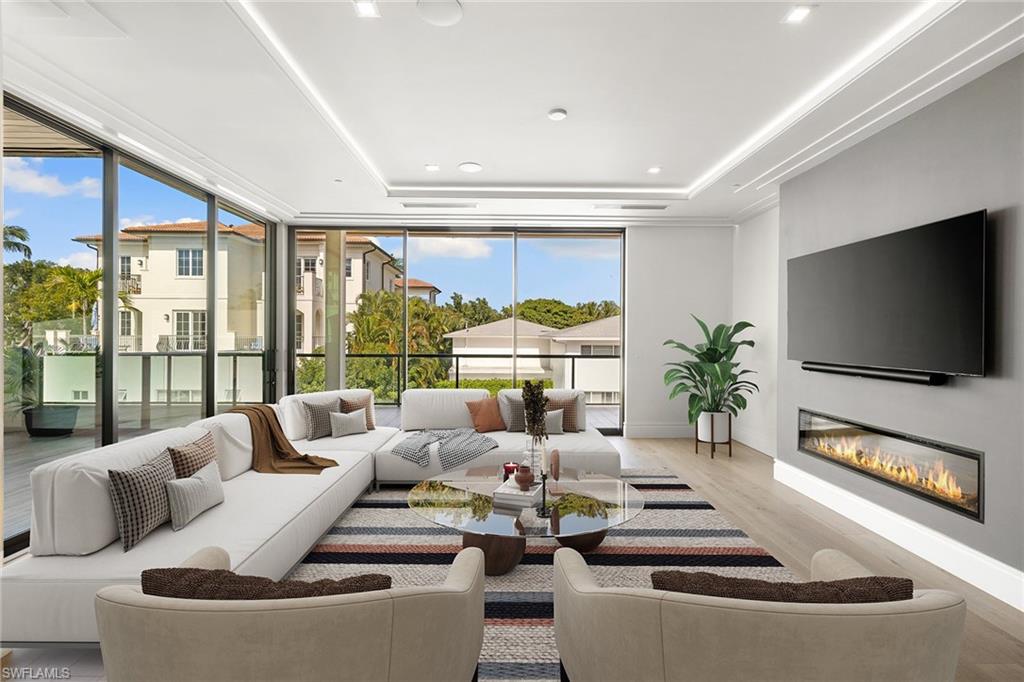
3, 1, 1022, 226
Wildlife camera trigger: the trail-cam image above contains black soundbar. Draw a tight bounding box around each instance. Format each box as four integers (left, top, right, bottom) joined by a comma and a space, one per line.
800, 362, 948, 385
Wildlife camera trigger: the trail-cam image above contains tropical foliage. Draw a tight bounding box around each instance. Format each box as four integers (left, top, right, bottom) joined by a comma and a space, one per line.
295, 288, 617, 398
663, 315, 759, 424
4, 224, 32, 259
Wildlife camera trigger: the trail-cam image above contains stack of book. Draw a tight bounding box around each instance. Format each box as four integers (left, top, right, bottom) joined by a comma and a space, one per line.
492, 478, 542, 508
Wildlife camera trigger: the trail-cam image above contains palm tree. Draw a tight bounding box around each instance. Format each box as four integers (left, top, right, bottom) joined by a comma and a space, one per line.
48, 267, 134, 335
4, 224, 32, 259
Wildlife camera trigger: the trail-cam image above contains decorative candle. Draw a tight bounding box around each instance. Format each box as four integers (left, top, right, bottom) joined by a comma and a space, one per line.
541, 446, 549, 476
502, 462, 518, 481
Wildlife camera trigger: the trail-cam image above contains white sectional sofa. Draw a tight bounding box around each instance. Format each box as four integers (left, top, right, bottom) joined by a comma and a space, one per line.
1, 387, 620, 644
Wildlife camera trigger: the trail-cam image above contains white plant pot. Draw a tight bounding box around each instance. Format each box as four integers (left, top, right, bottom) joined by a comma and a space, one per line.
696, 411, 731, 443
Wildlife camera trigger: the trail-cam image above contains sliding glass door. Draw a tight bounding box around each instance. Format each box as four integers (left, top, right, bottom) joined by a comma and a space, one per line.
288, 228, 624, 432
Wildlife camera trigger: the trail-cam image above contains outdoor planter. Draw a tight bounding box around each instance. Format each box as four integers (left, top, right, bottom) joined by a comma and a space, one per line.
24, 405, 80, 438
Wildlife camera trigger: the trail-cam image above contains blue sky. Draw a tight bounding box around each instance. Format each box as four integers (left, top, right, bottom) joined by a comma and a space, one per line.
4, 157, 621, 306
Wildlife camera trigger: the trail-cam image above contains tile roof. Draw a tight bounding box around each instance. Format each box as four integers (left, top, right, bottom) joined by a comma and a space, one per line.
444, 317, 556, 339
74, 222, 375, 245
393, 278, 439, 291
541, 314, 621, 340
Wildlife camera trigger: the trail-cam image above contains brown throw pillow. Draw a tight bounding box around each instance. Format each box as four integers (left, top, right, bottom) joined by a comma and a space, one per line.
546, 397, 579, 433
466, 397, 506, 433
340, 395, 375, 431
651, 571, 913, 604
166, 432, 218, 479
141, 567, 391, 600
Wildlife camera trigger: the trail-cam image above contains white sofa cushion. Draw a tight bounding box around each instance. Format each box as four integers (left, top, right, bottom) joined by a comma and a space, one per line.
3, 451, 373, 643
189, 413, 254, 481
496, 388, 587, 431
29, 426, 209, 557
374, 426, 620, 482
276, 389, 376, 441
400, 389, 489, 431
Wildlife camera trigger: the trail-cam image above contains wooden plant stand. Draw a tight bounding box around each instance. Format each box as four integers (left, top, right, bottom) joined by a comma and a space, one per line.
695, 413, 732, 459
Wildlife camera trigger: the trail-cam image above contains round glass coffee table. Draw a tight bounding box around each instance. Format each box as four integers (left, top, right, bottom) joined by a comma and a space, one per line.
407, 465, 644, 575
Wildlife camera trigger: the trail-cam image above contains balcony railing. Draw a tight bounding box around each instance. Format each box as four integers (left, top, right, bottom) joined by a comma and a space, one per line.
119, 274, 142, 295
293, 351, 621, 407
157, 334, 207, 352
295, 273, 324, 298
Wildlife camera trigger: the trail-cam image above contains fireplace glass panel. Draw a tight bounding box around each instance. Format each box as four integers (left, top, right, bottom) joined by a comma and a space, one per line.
798, 410, 982, 520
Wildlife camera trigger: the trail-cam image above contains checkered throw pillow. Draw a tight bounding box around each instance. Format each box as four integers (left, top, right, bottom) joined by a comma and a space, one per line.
302, 400, 340, 440
340, 395, 375, 430
167, 432, 218, 479
108, 451, 175, 551
499, 393, 526, 432
546, 397, 579, 432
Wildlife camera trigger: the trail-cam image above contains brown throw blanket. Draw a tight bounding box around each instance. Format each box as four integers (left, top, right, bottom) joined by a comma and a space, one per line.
230, 405, 337, 475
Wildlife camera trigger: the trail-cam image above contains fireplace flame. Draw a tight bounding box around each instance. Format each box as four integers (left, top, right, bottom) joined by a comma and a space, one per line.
805, 435, 966, 504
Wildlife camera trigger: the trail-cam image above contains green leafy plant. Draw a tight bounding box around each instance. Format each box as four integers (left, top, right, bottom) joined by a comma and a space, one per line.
663, 315, 759, 424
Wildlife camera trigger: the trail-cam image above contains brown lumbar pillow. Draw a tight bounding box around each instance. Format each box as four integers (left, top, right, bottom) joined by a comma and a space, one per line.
340, 395, 375, 431
166, 432, 218, 479
546, 397, 579, 432
466, 397, 506, 433
141, 567, 391, 600
651, 571, 913, 603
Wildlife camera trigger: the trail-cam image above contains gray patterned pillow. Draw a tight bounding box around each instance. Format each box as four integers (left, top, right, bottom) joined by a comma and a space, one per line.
302, 400, 340, 440
545, 409, 564, 435
109, 452, 176, 551
499, 393, 526, 432
166, 461, 224, 531
330, 409, 368, 438
167, 432, 217, 479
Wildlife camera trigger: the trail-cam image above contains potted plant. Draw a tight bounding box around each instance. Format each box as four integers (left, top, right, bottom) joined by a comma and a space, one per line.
663, 315, 759, 443
5, 345, 80, 438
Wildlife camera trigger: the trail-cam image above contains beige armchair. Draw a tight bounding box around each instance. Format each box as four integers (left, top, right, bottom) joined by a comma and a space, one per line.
554, 547, 965, 682
96, 546, 485, 682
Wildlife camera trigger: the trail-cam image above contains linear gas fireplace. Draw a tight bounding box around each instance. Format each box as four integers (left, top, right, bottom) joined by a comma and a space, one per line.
798, 410, 983, 521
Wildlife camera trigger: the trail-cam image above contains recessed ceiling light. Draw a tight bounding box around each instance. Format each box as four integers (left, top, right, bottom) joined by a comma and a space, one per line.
547, 108, 568, 121
353, 0, 381, 19
424, 163, 441, 172
646, 166, 662, 175
458, 161, 483, 173
334, 178, 344, 183
783, 6, 812, 24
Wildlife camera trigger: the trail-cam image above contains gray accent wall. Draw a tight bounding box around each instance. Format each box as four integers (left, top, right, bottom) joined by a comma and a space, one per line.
777, 55, 1023, 569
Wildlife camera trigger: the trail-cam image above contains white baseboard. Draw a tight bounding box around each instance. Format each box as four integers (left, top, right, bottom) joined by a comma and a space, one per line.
774, 460, 1024, 612
622, 422, 693, 438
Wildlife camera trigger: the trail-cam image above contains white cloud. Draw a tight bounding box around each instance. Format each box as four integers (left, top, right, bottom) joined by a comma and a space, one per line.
534, 239, 620, 261
408, 237, 492, 262
3, 158, 100, 198
3, 207, 23, 222
120, 215, 156, 229
175, 217, 200, 223
58, 251, 98, 268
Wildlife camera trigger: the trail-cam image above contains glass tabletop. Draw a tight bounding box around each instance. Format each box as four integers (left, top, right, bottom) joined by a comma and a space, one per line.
407, 465, 644, 539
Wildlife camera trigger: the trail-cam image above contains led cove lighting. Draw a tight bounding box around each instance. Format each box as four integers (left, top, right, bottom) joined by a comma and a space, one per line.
213, 183, 268, 214
458, 161, 483, 173
646, 166, 662, 175
783, 6, 812, 24
353, 0, 381, 19
424, 163, 441, 172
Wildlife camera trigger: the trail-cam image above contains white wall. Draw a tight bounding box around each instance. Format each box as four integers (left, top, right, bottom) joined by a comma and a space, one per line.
730, 207, 779, 456
623, 226, 734, 438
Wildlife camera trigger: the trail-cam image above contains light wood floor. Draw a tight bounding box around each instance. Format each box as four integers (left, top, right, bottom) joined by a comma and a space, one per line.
7, 436, 1022, 681
611, 436, 1024, 682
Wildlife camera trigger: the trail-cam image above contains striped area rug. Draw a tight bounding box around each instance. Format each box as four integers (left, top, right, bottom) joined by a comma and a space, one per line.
288, 469, 795, 681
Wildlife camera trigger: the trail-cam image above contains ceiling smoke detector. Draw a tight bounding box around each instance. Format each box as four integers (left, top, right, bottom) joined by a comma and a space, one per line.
417, 0, 463, 27
547, 108, 568, 121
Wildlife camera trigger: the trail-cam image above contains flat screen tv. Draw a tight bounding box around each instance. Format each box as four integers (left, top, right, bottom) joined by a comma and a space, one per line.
787, 210, 986, 377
